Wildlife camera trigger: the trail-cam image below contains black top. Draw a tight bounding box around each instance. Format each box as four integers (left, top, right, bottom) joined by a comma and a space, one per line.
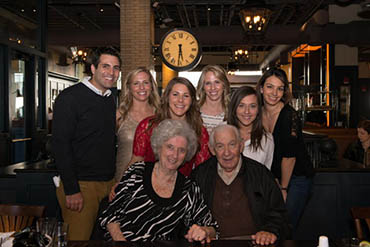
271, 104, 314, 180
343, 140, 365, 164
99, 162, 218, 241
52, 83, 116, 195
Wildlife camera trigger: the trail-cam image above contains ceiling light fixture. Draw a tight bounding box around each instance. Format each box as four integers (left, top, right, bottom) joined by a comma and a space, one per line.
232, 48, 250, 64
240, 7, 271, 33
71, 47, 88, 64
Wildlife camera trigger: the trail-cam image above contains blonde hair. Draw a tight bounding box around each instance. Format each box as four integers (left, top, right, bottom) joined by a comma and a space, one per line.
196, 65, 231, 118
118, 67, 160, 124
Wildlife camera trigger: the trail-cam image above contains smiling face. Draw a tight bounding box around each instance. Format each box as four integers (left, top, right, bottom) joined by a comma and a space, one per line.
90, 54, 120, 93
210, 126, 243, 173
158, 136, 188, 171
203, 71, 224, 103
168, 83, 192, 120
358, 127, 370, 144
236, 94, 258, 129
130, 71, 152, 102
260, 75, 285, 106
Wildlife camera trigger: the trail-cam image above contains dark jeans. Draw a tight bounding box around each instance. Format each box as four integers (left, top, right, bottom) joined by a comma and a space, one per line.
286, 175, 312, 235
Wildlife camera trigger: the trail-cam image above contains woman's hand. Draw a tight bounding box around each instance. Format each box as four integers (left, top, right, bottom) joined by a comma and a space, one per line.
109, 182, 119, 202
281, 189, 288, 202
107, 222, 127, 241
252, 231, 277, 245
185, 224, 214, 244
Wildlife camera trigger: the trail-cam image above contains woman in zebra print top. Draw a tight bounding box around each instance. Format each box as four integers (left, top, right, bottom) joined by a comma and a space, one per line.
99, 120, 218, 242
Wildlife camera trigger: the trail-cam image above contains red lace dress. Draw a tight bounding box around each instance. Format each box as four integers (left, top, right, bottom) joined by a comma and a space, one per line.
132, 116, 210, 177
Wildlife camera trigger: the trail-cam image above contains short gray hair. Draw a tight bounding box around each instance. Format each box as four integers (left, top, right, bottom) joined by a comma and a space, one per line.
151, 119, 198, 162
209, 124, 242, 148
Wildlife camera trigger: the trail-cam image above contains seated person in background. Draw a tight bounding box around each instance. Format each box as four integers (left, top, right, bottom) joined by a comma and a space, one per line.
343, 120, 370, 163
192, 124, 290, 245
99, 119, 218, 242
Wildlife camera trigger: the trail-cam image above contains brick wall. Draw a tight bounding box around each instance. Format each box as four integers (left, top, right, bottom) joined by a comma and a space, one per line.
120, 0, 153, 83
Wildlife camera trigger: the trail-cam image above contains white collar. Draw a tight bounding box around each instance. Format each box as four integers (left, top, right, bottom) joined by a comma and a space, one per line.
81, 77, 112, 97
217, 155, 242, 185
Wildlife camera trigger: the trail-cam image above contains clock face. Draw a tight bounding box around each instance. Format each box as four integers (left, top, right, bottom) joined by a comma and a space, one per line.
160, 29, 202, 71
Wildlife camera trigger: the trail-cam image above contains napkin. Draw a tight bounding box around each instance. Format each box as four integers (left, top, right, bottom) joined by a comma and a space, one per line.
0, 231, 15, 247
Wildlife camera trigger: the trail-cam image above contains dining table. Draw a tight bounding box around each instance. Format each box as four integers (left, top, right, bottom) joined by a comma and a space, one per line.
67, 239, 345, 247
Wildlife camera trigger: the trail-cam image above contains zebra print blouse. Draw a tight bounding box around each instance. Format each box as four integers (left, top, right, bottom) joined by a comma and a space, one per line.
99, 161, 218, 241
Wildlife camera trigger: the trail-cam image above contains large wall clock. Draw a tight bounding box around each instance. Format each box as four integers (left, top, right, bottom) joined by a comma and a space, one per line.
160, 28, 202, 72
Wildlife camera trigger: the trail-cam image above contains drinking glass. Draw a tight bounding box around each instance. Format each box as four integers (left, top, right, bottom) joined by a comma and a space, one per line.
53, 222, 69, 247
36, 217, 57, 247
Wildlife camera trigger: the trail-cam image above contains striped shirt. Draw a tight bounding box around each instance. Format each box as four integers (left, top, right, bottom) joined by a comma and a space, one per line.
99, 161, 218, 241
201, 112, 226, 135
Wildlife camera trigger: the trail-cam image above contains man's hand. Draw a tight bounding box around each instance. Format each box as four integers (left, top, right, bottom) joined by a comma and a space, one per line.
184, 224, 211, 244
66, 192, 84, 212
109, 182, 119, 202
252, 231, 277, 245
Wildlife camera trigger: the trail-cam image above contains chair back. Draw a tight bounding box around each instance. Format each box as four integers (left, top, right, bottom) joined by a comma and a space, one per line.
351, 207, 370, 240
0, 204, 45, 232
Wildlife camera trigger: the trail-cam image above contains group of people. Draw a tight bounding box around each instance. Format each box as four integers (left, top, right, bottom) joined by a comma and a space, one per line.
52, 47, 314, 243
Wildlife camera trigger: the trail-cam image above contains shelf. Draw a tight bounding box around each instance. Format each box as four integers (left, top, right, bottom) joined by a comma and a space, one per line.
306, 106, 334, 111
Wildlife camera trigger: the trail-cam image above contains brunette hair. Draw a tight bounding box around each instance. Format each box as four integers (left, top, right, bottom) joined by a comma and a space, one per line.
88, 46, 121, 76
196, 65, 231, 118
150, 77, 203, 137
118, 67, 160, 124
256, 67, 292, 104
227, 86, 266, 152
358, 120, 370, 134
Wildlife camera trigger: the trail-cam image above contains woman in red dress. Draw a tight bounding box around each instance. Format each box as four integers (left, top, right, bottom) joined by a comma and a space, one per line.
127, 77, 210, 177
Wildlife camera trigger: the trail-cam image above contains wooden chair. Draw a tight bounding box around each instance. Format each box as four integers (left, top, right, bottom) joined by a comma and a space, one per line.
351, 207, 370, 239
0, 204, 45, 232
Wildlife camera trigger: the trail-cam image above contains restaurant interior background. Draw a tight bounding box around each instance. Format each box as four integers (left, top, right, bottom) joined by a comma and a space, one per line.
0, 0, 369, 165
1, 0, 370, 240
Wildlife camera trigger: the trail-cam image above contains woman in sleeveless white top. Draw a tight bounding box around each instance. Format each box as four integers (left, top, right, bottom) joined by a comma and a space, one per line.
196, 65, 230, 135
115, 67, 160, 181
227, 86, 274, 169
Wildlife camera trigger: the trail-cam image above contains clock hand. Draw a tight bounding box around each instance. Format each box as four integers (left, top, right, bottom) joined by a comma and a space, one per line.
178, 44, 183, 65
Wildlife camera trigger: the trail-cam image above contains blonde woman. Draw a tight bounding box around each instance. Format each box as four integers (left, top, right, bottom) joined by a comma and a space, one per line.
196, 65, 231, 134
115, 67, 160, 181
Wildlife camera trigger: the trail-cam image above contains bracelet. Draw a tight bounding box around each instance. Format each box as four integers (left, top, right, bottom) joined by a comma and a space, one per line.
280, 187, 288, 190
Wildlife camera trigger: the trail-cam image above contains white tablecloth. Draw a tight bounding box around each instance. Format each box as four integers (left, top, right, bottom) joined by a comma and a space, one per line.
0, 231, 15, 247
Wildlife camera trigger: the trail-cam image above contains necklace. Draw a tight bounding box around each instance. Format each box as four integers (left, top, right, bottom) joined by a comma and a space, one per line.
153, 163, 177, 185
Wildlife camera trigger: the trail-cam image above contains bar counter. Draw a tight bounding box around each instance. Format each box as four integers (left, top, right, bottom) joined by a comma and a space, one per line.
296, 158, 370, 240
0, 160, 58, 217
